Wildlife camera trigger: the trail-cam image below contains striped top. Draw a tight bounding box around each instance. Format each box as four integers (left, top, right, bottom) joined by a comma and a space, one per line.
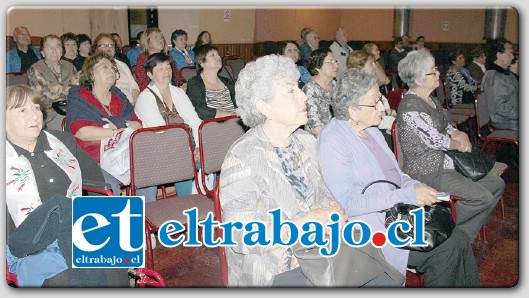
205, 86, 235, 112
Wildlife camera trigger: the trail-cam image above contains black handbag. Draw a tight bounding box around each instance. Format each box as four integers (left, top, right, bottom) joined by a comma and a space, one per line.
445, 146, 495, 181
52, 100, 67, 116
362, 180, 455, 252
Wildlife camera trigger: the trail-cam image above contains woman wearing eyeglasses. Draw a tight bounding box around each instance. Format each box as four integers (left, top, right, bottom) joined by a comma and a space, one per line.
65, 51, 156, 202
134, 27, 186, 92
93, 33, 140, 106
318, 69, 481, 287
396, 49, 505, 244
27, 34, 79, 131
303, 48, 338, 136
348, 50, 396, 149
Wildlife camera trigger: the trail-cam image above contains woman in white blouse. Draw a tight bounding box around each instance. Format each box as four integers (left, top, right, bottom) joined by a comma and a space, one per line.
135, 52, 203, 195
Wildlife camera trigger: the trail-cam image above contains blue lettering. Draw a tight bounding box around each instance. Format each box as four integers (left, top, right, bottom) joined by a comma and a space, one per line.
219, 221, 243, 246
243, 222, 270, 246
320, 213, 341, 257
270, 209, 298, 246
300, 221, 327, 246
409, 207, 427, 247
158, 221, 186, 247
386, 221, 412, 247
342, 221, 371, 247
199, 212, 220, 247
183, 208, 201, 246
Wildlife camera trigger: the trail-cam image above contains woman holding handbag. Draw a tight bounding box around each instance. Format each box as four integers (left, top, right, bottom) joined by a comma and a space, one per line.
65, 51, 155, 202
396, 49, 505, 244
318, 69, 481, 287
135, 52, 203, 197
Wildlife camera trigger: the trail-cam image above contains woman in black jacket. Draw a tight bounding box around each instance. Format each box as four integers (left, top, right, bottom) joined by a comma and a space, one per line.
186, 44, 236, 120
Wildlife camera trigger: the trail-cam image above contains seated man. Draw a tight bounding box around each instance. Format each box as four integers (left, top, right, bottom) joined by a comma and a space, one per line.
329, 27, 353, 77
7, 26, 41, 73
482, 38, 518, 131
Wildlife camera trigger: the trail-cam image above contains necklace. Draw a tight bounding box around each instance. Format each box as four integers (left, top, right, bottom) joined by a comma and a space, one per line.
92, 91, 112, 116
44, 60, 62, 82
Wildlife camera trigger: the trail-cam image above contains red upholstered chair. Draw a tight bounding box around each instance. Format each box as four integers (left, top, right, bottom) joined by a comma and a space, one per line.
474, 92, 518, 155
384, 88, 404, 112
180, 66, 197, 81
197, 115, 247, 287
223, 55, 245, 81
7, 72, 28, 86
128, 124, 214, 271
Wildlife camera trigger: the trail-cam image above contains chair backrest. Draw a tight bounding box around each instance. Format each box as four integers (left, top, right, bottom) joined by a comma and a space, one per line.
475, 92, 490, 130
385, 88, 404, 111
391, 120, 404, 169
129, 124, 197, 190
436, 76, 446, 104
180, 66, 197, 81
7, 36, 15, 52
198, 115, 247, 194
444, 76, 453, 106
122, 45, 133, 56
218, 65, 235, 82
7, 72, 28, 86
224, 56, 244, 81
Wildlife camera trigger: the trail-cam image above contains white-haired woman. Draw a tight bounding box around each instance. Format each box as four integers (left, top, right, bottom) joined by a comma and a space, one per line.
318, 68, 481, 287
396, 49, 505, 243
219, 55, 347, 287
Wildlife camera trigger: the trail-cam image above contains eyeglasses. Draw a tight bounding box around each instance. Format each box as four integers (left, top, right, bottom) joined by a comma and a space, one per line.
324, 60, 338, 65
151, 35, 164, 40
358, 94, 384, 108
97, 44, 115, 48
425, 66, 439, 76
94, 63, 118, 72
44, 45, 62, 51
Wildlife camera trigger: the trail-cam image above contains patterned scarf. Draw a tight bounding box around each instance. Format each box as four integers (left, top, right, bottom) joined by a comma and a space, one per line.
6, 131, 82, 227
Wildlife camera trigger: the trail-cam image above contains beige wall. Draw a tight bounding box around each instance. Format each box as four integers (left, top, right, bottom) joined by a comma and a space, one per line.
7, 6, 129, 44
254, 8, 342, 42
505, 7, 519, 44
340, 9, 394, 41
6, 7, 518, 46
411, 8, 486, 44
158, 7, 255, 45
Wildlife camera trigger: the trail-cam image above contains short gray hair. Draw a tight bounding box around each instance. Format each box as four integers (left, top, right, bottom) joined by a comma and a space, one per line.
235, 54, 300, 128
398, 49, 435, 89
332, 69, 377, 120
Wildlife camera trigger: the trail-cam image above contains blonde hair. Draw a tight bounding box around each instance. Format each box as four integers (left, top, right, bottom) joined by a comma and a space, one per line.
347, 50, 374, 69
140, 28, 167, 55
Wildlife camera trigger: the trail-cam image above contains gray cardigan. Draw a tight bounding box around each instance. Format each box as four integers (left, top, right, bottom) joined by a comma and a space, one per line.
219, 126, 333, 286
396, 93, 448, 189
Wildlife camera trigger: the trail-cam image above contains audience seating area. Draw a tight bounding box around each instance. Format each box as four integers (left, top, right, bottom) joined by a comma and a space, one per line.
5, 28, 519, 288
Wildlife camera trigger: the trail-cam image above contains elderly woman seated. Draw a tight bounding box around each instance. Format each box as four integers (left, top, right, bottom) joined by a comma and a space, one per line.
66, 51, 156, 201
397, 49, 504, 244
303, 48, 338, 136
317, 69, 482, 287
348, 50, 396, 148
446, 50, 479, 106
219, 55, 349, 287
6, 85, 128, 287
27, 34, 79, 130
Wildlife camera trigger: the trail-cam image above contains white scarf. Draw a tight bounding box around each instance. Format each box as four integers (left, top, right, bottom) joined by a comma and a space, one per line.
6, 131, 82, 227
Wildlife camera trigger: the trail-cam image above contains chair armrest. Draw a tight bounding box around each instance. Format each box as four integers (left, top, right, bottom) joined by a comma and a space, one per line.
83, 180, 114, 196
